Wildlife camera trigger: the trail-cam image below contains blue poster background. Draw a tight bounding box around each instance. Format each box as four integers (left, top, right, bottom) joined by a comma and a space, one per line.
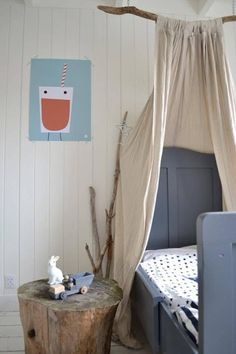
29, 58, 91, 141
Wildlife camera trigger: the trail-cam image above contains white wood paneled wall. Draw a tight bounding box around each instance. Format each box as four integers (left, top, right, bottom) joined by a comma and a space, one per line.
0, 0, 155, 296
0, 0, 235, 299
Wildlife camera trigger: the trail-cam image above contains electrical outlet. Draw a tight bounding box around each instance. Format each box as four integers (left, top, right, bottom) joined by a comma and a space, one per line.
4, 275, 16, 289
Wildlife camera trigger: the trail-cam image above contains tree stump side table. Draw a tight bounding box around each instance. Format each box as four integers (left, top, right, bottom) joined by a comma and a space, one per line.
18, 278, 122, 354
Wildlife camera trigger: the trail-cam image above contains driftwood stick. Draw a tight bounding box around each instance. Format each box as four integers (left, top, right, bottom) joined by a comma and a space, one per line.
89, 186, 101, 259
98, 5, 236, 24
96, 243, 109, 272
105, 213, 114, 278
87, 186, 104, 277
85, 243, 96, 273
85, 243, 103, 277
109, 111, 128, 216
105, 111, 128, 278
223, 15, 236, 23
97, 5, 157, 21
86, 111, 129, 278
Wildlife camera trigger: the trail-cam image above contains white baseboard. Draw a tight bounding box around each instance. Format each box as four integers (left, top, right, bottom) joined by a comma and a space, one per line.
0, 295, 19, 311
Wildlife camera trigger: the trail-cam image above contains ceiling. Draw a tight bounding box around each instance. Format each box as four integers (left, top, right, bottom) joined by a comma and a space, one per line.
197, 0, 231, 14
22, 0, 233, 14
23, 0, 117, 8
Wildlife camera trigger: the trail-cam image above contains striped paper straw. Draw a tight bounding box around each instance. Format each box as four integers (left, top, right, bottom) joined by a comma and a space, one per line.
61, 63, 68, 87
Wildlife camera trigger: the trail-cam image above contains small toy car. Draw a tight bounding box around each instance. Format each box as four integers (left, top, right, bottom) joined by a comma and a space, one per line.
49, 272, 94, 300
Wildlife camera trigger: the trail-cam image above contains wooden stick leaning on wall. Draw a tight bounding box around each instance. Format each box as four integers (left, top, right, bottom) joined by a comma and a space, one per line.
85, 111, 128, 278
105, 111, 128, 277
97, 5, 236, 23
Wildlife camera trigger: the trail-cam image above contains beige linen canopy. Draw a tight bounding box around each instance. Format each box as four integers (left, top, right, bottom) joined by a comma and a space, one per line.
112, 16, 236, 347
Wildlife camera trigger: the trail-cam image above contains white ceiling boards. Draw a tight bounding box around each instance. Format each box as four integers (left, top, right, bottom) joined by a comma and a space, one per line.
22, 0, 233, 17
23, 0, 231, 13
23, 0, 117, 9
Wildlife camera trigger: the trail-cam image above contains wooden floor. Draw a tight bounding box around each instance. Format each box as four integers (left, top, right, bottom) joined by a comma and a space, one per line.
0, 311, 151, 354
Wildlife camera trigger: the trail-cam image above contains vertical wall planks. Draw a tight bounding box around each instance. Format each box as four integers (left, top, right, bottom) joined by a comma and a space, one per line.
19, 6, 38, 285
0, 1, 159, 296
147, 21, 155, 93
134, 17, 149, 117
78, 9, 94, 272
63, 9, 80, 274
34, 8, 51, 279
0, 2, 10, 295
3, 3, 24, 294
120, 15, 136, 126
49, 8, 67, 270
63, 142, 80, 274
106, 15, 121, 207
93, 11, 108, 249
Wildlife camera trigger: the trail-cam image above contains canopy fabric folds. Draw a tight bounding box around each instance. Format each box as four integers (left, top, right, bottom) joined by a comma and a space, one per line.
112, 16, 236, 347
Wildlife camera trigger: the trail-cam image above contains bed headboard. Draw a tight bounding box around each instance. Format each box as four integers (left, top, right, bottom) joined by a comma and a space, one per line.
147, 148, 222, 250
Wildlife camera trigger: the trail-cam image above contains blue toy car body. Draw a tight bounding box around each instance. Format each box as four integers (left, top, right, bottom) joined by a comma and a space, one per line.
49, 272, 94, 300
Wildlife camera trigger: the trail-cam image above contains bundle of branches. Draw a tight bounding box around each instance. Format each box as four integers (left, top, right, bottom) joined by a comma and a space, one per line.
85, 111, 128, 278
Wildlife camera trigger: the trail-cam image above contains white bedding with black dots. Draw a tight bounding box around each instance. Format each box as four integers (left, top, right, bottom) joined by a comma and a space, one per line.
140, 247, 199, 344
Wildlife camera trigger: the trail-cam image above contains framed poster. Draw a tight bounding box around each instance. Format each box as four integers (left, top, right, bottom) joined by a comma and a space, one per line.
29, 58, 91, 141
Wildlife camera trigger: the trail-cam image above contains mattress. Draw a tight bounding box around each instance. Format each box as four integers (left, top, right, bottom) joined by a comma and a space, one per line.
140, 247, 199, 344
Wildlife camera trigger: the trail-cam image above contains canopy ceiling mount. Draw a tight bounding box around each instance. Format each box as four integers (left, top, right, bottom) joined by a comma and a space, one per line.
97, 5, 236, 24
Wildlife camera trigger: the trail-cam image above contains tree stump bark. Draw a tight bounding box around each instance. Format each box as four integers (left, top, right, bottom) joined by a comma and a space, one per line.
18, 278, 122, 354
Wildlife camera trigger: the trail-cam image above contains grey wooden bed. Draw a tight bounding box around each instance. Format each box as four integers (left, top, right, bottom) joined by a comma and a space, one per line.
132, 148, 236, 354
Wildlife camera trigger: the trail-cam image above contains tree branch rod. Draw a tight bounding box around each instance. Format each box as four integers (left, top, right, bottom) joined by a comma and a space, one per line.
97, 6, 236, 24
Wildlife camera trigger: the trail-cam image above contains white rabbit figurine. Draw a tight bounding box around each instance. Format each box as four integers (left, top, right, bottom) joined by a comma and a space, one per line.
48, 256, 64, 285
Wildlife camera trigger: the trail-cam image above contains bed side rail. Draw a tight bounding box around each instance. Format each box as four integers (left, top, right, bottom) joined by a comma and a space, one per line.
197, 212, 236, 354
132, 267, 162, 354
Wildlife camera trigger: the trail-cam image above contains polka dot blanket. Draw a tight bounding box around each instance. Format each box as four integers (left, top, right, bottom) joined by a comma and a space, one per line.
140, 247, 199, 344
